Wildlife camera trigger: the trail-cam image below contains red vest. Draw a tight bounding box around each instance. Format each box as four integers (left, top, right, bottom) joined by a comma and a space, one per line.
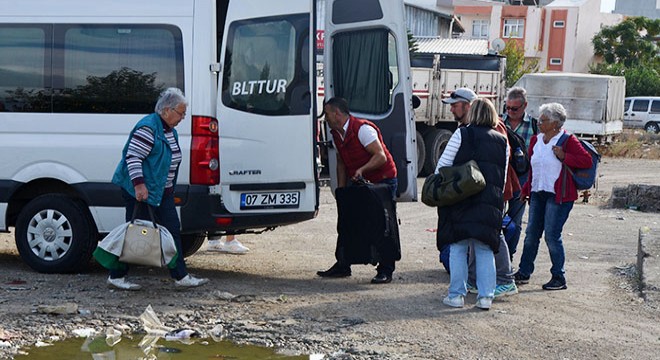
331, 115, 397, 183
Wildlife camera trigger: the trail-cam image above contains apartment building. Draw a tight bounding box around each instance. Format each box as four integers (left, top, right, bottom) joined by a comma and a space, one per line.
615, 0, 660, 19
454, 0, 623, 72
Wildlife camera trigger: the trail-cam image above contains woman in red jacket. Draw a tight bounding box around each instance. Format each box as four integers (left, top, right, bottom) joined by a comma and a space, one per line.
513, 103, 592, 290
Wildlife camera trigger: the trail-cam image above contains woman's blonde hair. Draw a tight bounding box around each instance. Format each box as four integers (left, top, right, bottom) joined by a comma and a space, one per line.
467, 98, 498, 128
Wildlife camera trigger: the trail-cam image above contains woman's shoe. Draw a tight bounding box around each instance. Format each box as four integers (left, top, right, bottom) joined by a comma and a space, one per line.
107, 276, 141, 291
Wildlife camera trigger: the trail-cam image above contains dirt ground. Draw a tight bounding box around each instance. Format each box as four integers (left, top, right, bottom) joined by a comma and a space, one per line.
1, 157, 660, 359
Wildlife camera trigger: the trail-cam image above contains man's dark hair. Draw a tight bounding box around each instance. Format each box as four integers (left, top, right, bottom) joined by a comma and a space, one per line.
324, 97, 350, 115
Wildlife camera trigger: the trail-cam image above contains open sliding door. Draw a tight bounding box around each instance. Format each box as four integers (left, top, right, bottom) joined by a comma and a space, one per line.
324, 0, 417, 201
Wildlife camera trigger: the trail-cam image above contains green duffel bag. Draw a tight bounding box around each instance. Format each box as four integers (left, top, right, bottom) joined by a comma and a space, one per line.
421, 160, 486, 207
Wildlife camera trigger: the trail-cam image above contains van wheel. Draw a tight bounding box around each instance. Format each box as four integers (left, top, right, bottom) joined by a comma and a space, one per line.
181, 233, 206, 257
644, 122, 659, 134
423, 129, 453, 175
15, 195, 96, 273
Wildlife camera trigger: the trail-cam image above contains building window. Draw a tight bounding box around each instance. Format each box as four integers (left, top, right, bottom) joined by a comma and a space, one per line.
550, 58, 562, 65
503, 19, 524, 39
472, 19, 489, 39
553, 20, 565, 28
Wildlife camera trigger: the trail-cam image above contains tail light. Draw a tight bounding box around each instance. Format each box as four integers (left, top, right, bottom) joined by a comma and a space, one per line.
190, 115, 220, 185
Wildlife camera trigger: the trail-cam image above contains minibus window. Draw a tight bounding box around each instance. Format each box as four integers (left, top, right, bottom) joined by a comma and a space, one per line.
330, 28, 394, 114
222, 14, 309, 116
0, 26, 50, 112
53, 24, 183, 114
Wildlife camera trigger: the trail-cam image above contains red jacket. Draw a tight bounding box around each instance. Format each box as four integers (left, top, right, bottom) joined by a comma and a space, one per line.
522, 131, 592, 203
331, 115, 397, 183
495, 120, 520, 201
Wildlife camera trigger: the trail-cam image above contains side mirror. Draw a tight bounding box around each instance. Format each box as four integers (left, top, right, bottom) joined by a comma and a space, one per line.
412, 95, 421, 109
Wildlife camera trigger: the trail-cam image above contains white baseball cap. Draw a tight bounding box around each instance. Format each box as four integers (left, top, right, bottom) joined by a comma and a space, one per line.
442, 88, 477, 104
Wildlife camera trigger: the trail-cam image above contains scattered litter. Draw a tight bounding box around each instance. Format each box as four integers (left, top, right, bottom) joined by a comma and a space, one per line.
37, 303, 79, 315
213, 291, 236, 301
139, 305, 174, 336
138, 334, 159, 355
209, 324, 225, 342
616, 216, 625, 220
105, 327, 122, 347
579, 256, 589, 260
34, 341, 52, 347
425, 228, 437, 232
72, 328, 97, 338
165, 329, 199, 341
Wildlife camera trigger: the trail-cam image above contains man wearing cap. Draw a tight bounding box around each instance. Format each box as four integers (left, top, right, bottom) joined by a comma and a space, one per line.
442, 87, 477, 125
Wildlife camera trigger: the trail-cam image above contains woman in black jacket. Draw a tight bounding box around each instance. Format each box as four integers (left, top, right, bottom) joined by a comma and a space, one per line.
436, 99, 508, 310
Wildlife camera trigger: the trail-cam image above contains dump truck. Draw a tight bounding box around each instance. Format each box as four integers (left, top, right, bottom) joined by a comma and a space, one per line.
412, 53, 506, 175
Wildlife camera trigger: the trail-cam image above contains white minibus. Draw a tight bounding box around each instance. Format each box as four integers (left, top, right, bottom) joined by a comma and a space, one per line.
0, 0, 416, 273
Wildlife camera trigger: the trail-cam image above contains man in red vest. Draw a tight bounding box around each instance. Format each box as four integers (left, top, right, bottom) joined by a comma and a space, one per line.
317, 97, 398, 284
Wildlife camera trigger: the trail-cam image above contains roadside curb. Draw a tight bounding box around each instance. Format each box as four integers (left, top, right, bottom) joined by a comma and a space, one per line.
637, 227, 660, 303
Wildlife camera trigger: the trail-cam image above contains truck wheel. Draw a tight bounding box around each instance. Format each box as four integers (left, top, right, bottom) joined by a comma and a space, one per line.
644, 122, 659, 134
423, 129, 453, 175
181, 233, 206, 257
15, 194, 96, 273
416, 131, 426, 176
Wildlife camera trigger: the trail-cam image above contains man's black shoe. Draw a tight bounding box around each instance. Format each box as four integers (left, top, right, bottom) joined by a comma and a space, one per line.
370, 273, 392, 284
317, 263, 351, 278
542, 277, 567, 290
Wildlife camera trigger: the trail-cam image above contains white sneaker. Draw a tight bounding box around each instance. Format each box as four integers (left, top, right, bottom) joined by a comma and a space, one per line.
442, 295, 464, 308
175, 274, 209, 288
475, 297, 493, 310
107, 276, 141, 291
207, 239, 249, 254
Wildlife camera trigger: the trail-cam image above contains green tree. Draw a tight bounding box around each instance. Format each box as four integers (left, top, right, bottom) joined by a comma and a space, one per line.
407, 30, 419, 59
591, 16, 660, 96
501, 40, 539, 88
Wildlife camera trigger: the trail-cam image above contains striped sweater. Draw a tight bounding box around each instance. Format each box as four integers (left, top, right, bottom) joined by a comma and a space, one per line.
126, 121, 182, 191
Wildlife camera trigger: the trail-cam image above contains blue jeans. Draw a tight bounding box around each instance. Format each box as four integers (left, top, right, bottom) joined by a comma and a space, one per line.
448, 238, 495, 299
517, 191, 574, 279
468, 232, 513, 286
110, 190, 188, 280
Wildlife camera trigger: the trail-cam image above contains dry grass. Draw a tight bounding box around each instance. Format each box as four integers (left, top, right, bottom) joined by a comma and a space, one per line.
598, 129, 660, 159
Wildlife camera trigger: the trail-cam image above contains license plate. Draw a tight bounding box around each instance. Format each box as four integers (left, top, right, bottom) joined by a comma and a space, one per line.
240, 191, 300, 210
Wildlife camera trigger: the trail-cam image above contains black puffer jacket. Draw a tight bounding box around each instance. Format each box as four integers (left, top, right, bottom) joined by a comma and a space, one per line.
436, 126, 507, 252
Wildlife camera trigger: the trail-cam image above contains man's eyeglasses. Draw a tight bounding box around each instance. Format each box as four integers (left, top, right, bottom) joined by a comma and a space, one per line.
506, 105, 522, 111
171, 108, 186, 117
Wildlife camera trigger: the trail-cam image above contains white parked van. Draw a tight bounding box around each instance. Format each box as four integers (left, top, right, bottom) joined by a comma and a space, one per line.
0, 0, 416, 273
623, 96, 660, 133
